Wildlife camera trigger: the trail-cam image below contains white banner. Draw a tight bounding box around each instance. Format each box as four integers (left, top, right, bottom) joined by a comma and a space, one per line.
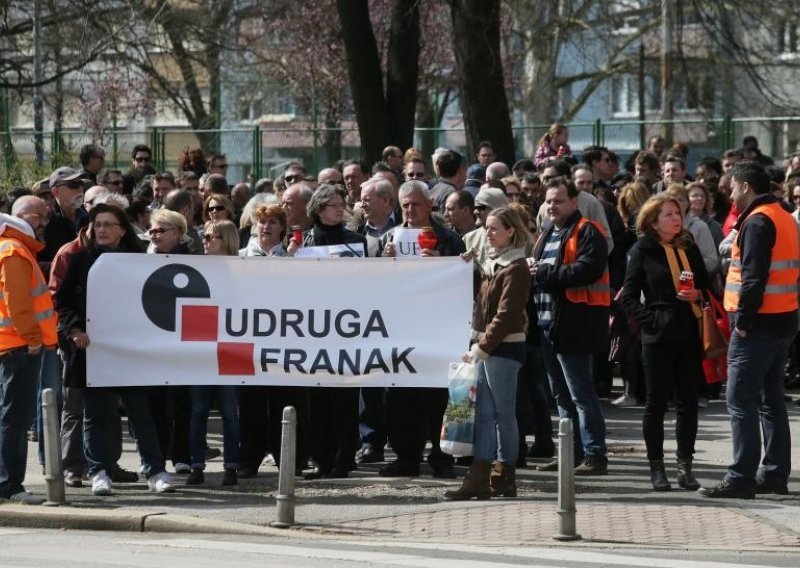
86, 254, 473, 387
294, 243, 365, 258
391, 228, 422, 258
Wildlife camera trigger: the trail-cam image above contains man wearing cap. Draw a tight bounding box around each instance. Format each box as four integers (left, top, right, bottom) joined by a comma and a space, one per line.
463, 186, 508, 271
40, 167, 89, 271
463, 165, 486, 196
0, 196, 56, 504
429, 150, 466, 212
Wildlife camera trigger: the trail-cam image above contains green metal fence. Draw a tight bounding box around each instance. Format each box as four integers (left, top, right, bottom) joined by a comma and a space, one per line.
2, 116, 799, 190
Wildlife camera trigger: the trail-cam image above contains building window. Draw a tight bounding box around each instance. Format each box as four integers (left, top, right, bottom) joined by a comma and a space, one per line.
611, 74, 659, 116
778, 22, 800, 57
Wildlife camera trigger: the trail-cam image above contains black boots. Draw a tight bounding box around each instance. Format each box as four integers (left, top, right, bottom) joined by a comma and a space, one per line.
649, 459, 672, 491
489, 461, 517, 497
676, 458, 700, 490
443, 459, 492, 500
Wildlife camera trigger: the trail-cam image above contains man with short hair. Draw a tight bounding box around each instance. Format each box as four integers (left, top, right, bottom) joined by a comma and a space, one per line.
0, 196, 56, 504
206, 154, 228, 177
403, 158, 427, 183
647, 135, 666, 157
701, 161, 799, 499
476, 141, 496, 166
283, 162, 307, 185
662, 155, 687, 186
722, 149, 744, 174
230, 183, 251, 224
485, 161, 510, 182
583, 146, 615, 190
531, 178, 610, 476
179, 172, 201, 193
342, 160, 369, 214
152, 172, 176, 208
379, 182, 465, 478
318, 167, 343, 185
163, 189, 202, 254
444, 190, 476, 236
84, 186, 110, 211
99, 169, 124, 194
79, 144, 105, 186
203, 173, 229, 198
634, 151, 661, 192
430, 150, 466, 212
281, 184, 314, 232
40, 167, 90, 267
382, 145, 404, 177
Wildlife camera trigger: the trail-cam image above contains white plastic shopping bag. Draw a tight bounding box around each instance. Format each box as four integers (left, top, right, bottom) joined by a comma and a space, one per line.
440, 361, 478, 456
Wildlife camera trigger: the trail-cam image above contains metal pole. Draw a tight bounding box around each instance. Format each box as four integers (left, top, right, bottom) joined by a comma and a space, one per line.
270, 406, 297, 528
554, 418, 580, 541
41, 388, 66, 506
660, 0, 674, 145
32, 0, 44, 165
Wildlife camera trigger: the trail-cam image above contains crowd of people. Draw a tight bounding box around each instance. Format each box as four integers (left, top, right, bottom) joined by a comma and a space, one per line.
0, 128, 797, 504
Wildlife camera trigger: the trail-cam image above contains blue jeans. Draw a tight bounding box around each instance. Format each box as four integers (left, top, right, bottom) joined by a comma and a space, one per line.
190, 386, 239, 470
725, 330, 793, 486
540, 331, 607, 458
0, 348, 41, 498
473, 354, 521, 463
36, 348, 62, 465
83, 387, 165, 478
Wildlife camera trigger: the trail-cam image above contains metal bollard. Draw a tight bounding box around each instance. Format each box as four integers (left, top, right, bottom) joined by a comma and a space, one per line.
270, 406, 297, 528
554, 418, 581, 541
41, 388, 66, 506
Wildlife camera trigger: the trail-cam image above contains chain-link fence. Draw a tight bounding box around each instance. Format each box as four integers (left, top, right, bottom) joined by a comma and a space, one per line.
3, 117, 800, 190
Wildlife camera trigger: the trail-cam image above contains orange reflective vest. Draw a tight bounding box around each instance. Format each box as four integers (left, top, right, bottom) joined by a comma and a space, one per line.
563, 217, 611, 306
0, 237, 58, 349
724, 202, 800, 314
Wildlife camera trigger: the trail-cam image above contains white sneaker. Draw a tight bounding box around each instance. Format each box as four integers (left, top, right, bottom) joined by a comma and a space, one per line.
612, 393, 637, 407
91, 471, 112, 496
8, 490, 44, 505
148, 471, 176, 493
174, 462, 191, 474
138, 464, 147, 477
262, 453, 276, 467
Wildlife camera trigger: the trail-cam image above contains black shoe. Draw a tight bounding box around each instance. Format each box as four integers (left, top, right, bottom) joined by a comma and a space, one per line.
378, 459, 420, 477
237, 467, 258, 479
528, 440, 556, 459
327, 467, 349, 479
303, 467, 329, 480
186, 469, 204, 485
432, 465, 457, 479
205, 447, 221, 461
455, 456, 473, 466
575, 456, 608, 476
357, 445, 385, 464
222, 469, 238, 486
755, 478, 789, 495
699, 480, 755, 499
111, 468, 139, 483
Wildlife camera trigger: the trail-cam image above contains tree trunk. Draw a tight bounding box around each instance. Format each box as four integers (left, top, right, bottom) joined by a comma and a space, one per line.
449, 0, 515, 165
385, 0, 420, 151
336, 0, 388, 165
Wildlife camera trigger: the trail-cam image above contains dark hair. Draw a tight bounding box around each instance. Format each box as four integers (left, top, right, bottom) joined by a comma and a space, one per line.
126, 199, 149, 224
132, 180, 154, 203
730, 161, 771, 194
178, 147, 206, 176
478, 140, 495, 151
765, 165, 785, 184
342, 159, 368, 177
98, 169, 122, 183
89, 203, 144, 251
372, 161, 393, 174
450, 189, 475, 211
512, 159, 536, 176
696, 156, 722, 177
131, 144, 152, 160
723, 148, 744, 160
180, 171, 199, 183
545, 176, 576, 198
582, 145, 609, 168
80, 144, 102, 167
205, 174, 229, 195
284, 161, 307, 175
206, 154, 226, 170
635, 151, 660, 172
163, 189, 194, 216
522, 173, 540, 185
663, 155, 686, 170
153, 172, 176, 186
435, 150, 464, 178
545, 159, 571, 178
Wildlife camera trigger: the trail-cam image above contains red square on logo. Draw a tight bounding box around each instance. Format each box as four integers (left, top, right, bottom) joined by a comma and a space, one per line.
181, 305, 218, 341
217, 342, 255, 376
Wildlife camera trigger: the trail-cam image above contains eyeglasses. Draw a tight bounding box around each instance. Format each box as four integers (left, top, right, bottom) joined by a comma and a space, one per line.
203, 234, 222, 241
207, 205, 226, 212
405, 172, 426, 179
148, 227, 174, 236
474, 205, 488, 211
94, 221, 120, 229
134, 156, 151, 163
323, 202, 345, 210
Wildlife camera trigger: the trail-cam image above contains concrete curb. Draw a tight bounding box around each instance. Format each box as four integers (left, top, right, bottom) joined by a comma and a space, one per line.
0, 504, 288, 537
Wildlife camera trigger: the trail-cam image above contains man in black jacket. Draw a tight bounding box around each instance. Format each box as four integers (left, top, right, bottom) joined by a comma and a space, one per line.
700, 161, 799, 499
531, 178, 610, 475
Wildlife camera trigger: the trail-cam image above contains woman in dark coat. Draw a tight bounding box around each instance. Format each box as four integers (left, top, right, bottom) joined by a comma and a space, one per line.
56, 204, 175, 496
621, 194, 710, 492
287, 184, 368, 479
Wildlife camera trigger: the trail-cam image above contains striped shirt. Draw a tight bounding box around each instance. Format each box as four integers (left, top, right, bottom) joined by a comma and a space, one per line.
534, 228, 564, 328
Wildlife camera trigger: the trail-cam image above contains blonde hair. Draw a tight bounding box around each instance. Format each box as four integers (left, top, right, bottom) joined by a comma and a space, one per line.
150, 208, 187, 236
487, 206, 531, 248
204, 220, 239, 256
686, 181, 712, 215
616, 182, 651, 224
538, 122, 567, 147
501, 176, 521, 193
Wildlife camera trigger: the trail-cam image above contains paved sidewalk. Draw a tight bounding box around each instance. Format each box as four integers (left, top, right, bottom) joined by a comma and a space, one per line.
3, 396, 800, 552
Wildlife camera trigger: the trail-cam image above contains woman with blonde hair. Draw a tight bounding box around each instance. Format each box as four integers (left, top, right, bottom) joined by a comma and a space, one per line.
621, 194, 710, 492
445, 206, 531, 500
533, 123, 571, 169
202, 193, 235, 223
240, 204, 288, 257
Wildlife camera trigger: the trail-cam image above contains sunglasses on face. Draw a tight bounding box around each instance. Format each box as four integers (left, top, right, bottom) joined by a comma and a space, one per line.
148, 227, 174, 236
203, 234, 221, 241
207, 205, 226, 212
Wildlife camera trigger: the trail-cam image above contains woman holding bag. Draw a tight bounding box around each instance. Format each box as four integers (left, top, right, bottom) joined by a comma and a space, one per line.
445, 207, 531, 500
621, 194, 709, 492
